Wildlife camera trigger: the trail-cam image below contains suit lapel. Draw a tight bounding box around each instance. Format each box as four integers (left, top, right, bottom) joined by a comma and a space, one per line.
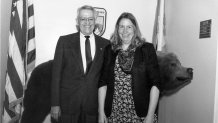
71, 32, 85, 74
87, 35, 104, 74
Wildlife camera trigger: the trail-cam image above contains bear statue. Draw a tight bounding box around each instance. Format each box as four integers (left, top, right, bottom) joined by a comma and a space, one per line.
157, 52, 193, 95
21, 52, 193, 123
21, 60, 53, 123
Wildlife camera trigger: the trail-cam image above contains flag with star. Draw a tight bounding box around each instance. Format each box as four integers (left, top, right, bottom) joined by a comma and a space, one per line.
2, 0, 36, 122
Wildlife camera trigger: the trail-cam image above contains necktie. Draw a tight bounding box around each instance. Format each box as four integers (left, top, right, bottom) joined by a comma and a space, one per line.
85, 36, 92, 73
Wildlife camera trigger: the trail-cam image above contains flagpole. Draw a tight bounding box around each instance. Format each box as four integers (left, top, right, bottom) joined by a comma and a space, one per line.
25, 0, 29, 90
18, 0, 28, 122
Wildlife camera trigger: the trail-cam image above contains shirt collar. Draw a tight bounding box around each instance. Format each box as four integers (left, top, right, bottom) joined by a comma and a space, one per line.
80, 32, 94, 39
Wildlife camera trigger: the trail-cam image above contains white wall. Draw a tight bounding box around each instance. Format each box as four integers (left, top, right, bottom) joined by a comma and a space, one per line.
34, 1, 157, 122
215, 33, 218, 123
1, 0, 157, 123
2, 0, 218, 123
1, 0, 11, 122
158, 0, 218, 123
0, 0, 1, 114
34, 0, 157, 65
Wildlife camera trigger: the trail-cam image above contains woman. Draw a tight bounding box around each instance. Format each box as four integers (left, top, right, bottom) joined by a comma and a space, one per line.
98, 12, 160, 123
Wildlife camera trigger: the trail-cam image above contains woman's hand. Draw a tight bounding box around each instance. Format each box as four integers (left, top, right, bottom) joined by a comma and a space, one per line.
143, 114, 154, 123
98, 112, 108, 123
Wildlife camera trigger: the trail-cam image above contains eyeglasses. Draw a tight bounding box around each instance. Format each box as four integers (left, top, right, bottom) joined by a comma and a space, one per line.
79, 17, 95, 23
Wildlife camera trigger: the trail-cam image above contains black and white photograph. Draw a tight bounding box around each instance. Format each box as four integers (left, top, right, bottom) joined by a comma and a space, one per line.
1, 0, 218, 123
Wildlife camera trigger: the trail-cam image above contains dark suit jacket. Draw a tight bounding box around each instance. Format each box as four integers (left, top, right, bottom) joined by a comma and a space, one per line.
51, 32, 110, 115
99, 42, 161, 117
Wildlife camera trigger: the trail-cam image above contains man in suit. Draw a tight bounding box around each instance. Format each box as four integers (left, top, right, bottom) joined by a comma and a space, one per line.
50, 5, 110, 123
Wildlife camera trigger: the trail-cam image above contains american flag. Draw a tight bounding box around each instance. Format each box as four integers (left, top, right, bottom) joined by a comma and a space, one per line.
152, 0, 166, 52
2, 0, 36, 122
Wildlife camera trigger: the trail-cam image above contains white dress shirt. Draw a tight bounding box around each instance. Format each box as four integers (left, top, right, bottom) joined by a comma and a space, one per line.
80, 32, 96, 73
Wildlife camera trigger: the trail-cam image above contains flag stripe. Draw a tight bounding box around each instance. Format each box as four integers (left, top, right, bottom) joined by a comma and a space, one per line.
7, 57, 24, 98
28, 4, 34, 17
28, 0, 33, 5
27, 38, 35, 52
5, 74, 17, 104
4, 92, 16, 118
28, 16, 34, 28
11, 14, 26, 58
9, 32, 25, 86
2, 108, 12, 123
28, 27, 35, 40
27, 60, 35, 74
27, 49, 36, 64
26, 0, 36, 81
2, 0, 36, 122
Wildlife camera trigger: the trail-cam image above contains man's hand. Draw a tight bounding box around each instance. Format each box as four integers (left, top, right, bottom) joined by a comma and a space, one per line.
51, 106, 61, 121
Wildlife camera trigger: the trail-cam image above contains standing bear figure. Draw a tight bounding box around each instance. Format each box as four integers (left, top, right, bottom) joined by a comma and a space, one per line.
21, 52, 193, 123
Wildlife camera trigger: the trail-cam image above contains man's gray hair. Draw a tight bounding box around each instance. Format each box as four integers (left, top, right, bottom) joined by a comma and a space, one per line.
77, 5, 98, 19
